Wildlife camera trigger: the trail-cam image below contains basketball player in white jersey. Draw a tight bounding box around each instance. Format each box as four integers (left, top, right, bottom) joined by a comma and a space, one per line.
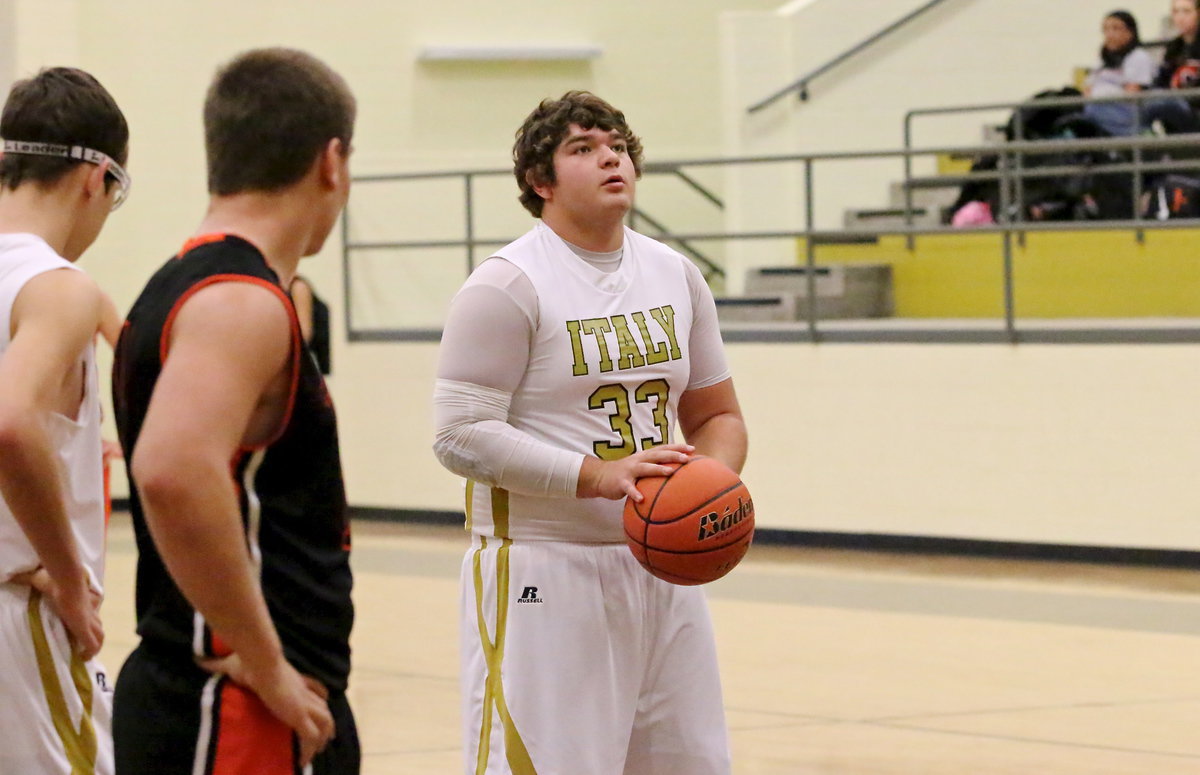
0, 68, 131, 775
434, 91, 747, 774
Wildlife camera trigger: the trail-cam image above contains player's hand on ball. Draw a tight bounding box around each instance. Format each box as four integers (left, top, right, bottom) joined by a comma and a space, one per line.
577, 443, 694, 501
623, 456, 754, 585
198, 652, 333, 766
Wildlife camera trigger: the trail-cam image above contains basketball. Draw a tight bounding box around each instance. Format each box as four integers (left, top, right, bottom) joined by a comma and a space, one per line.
623, 456, 754, 585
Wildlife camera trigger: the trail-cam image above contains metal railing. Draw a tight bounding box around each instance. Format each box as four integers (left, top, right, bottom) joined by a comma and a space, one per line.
902, 87, 1200, 248
340, 164, 727, 340
343, 125, 1200, 345
747, 0, 960, 114
628, 205, 724, 282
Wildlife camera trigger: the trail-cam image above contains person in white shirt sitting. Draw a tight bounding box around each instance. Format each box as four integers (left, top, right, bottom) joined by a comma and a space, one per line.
1083, 10, 1156, 135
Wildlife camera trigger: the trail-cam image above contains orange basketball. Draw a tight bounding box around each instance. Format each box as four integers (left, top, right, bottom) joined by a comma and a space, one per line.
623, 456, 754, 585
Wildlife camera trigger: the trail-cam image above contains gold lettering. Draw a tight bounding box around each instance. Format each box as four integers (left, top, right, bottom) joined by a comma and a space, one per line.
650, 305, 681, 361
580, 318, 615, 373
566, 320, 588, 376
631, 311, 669, 365
610, 315, 646, 371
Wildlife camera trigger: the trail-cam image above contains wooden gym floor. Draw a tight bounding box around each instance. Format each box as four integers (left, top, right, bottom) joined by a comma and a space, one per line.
97, 514, 1200, 774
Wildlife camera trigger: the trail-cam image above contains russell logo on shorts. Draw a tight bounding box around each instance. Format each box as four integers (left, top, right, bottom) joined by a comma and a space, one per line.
516, 586, 544, 604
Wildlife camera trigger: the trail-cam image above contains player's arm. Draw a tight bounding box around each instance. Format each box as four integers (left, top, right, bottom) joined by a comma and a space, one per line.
433, 260, 688, 503
0, 269, 105, 658
130, 281, 333, 763
96, 289, 125, 464
674, 258, 747, 474
96, 288, 122, 348
678, 378, 747, 474
434, 272, 588, 496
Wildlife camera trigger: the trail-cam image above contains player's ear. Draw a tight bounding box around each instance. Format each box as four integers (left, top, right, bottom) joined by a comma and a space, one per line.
85, 160, 110, 203
529, 169, 554, 202
318, 138, 349, 190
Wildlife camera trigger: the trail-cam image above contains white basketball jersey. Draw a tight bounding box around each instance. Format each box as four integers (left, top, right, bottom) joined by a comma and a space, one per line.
469, 221, 695, 543
0, 234, 105, 588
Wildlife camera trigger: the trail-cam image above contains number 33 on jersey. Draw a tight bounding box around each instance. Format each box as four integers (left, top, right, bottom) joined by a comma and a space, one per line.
567, 306, 682, 460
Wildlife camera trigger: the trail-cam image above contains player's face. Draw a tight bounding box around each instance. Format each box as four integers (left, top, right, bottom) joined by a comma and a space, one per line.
1172, 0, 1198, 38
542, 124, 636, 220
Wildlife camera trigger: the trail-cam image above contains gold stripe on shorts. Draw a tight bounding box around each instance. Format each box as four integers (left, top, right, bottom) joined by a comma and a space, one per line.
472, 536, 535, 775
27, 589, 98, 775
491, 487, 510, 540
465, 479, 475, 531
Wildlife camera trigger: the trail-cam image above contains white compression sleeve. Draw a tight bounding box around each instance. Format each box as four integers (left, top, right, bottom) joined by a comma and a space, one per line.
433, 378, 583, 498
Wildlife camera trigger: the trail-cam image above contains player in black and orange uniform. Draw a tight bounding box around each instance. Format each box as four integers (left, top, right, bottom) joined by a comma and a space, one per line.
110, 49, 357, 775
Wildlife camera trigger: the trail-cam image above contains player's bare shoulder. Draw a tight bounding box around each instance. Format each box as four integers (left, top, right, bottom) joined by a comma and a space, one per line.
10, 267, 104, 341
165, 279, 292, 357
163, 279, 297, 447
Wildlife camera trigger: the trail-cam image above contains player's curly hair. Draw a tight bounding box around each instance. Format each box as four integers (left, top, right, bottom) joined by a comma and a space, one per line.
513, 91, 643, 218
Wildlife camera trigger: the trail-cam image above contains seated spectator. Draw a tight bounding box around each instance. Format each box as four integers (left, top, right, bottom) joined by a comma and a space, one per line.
1144, 0, 1200, 133
1157, 0, 1200, 88
1083, 10, 1155, 135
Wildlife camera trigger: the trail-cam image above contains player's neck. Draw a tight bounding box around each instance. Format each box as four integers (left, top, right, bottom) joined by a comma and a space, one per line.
0, 186, 82, 260
197, 193, 316, 285
541, 209, 625, 253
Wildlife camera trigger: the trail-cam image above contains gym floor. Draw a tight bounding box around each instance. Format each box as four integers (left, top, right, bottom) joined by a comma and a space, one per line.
98, 515, 1200, 774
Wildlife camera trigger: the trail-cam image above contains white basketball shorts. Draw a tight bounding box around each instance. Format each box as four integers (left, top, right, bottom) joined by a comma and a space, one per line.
461, 538, 731, 775
0, 582, 113, 775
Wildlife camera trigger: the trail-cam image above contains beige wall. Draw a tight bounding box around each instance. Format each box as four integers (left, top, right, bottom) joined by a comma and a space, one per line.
7, 1, 1197, 551
340, 337, 1200, 552
346, 340, 1200, 552
732, 342, 1200, 550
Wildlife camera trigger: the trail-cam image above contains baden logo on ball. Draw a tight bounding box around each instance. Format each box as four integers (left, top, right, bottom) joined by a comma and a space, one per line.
622, 456, 754, 586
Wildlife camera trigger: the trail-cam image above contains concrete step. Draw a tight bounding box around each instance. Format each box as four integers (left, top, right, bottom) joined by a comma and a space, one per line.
888, 181, 962, 211
713, 294, 796, 323
744, 265, 894, 319
843, 206, 943, 231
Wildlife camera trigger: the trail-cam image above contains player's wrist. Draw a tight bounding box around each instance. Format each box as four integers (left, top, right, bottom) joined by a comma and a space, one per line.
45, 562, 89, 596
229, 632, 287, 678
575, 457, 603, 499
239, 650, 291, 692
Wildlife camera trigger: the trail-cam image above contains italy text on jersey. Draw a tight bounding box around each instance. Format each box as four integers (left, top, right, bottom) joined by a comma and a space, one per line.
565, 305, 682, 376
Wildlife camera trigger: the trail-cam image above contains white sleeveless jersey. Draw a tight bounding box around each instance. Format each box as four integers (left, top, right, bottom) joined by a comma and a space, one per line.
469, 221, 698, 543
0, 234, 105, 588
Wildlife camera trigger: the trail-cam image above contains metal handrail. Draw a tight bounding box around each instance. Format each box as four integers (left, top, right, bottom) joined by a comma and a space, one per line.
343, 133, 1200, 344
342, 162, 729, 330
629, 206, 724, 280
747, 0, 959, 114
353, 164, 727, 269
905, 85, 1200, 122
345, 134, 1200, 191
661, 167, 725, 209
901, 86, 1200, 248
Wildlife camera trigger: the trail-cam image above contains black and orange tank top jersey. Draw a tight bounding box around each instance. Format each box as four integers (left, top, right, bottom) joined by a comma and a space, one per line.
113, 234, 353, 691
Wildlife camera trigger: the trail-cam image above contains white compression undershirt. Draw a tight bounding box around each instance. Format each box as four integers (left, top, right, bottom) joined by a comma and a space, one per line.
432, 238, 729, 498
433, 378, 583, 497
